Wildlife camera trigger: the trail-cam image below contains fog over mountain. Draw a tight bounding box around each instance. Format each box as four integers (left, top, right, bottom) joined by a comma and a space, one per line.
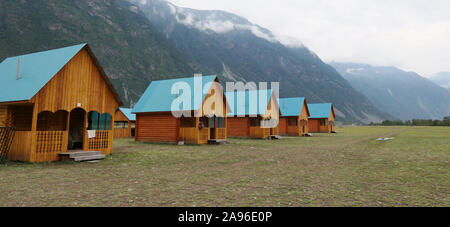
332, 62, 450, 120
128, 0, 392, 123
430, 72, 450, 91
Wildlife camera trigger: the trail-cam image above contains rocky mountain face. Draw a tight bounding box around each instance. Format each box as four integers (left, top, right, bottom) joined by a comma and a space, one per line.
331, 62, 450, 120
0, 0, 204, 106
127, 0, 392, 123
0, 0, 393, 123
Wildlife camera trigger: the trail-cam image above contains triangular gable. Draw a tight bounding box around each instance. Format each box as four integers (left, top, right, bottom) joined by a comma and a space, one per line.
0, 44, 122, 105
303, 99, 311, 117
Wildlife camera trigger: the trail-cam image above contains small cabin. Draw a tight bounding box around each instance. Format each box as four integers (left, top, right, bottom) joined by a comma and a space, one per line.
132, 75, 230, 145
114, 108, 136, 138
0, 44, 122, 162
225, 89, 280, 139
279, 97, 310, 136
308, 103, 336, 133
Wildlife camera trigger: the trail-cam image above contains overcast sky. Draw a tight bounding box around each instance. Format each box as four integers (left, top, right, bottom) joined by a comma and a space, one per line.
167, 0, 450, 77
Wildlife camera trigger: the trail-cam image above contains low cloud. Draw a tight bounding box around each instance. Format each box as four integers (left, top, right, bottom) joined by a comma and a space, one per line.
168, 0, 450, 77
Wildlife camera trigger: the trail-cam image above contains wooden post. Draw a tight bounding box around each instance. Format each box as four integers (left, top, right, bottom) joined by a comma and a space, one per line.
82, 110, 88, 151
127, 120, 131, 138
29, 102, 38, 162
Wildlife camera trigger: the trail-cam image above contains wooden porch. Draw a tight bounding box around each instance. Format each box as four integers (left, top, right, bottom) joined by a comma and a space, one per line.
179, 116, 227, 145
4, 104, 114, 162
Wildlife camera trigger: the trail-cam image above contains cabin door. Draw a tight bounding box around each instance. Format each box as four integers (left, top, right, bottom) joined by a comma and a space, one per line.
68, 108, 86, 150
210, 116, 216, 139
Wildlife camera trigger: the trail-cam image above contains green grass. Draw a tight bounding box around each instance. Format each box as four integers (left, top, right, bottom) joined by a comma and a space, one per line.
0, 126, 448, 207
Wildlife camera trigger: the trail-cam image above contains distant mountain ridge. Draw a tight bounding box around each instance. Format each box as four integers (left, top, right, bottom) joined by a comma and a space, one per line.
430, 72, 450, 91
331, 62, 450, 120
128, 0, 392, 123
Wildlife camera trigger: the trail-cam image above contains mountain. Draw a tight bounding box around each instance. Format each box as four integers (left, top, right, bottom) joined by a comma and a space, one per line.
0, 0, 205, 106
331, 62, 450, 120
127, 0, 391, 123
430, 72, 450, 91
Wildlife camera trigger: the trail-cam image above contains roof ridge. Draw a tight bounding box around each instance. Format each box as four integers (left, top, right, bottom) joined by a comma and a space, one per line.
4, 43, 86, 59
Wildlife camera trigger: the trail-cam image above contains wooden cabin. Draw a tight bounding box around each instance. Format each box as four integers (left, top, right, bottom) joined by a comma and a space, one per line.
114, 108, 136, 138
0, 44, 122, 162
132, 75, 230, 145
278, 97, 310, 136
308, 103, 336, 133
225, 89, 280, 139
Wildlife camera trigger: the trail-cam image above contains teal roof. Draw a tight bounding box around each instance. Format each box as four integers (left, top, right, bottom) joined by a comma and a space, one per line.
132, 75, 218, 113
279, 97, 306, 117
308, 103, 333, 119
0, 44, 86, 103
120, 108, 136, 121
225, 89, 273, 116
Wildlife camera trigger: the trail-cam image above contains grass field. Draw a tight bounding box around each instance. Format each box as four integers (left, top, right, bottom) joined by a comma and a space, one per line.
0, 126, 448, 207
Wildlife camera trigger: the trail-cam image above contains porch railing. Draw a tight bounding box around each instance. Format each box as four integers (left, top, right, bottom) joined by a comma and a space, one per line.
0, 127, 16, 163
199, 128, 209, 143
88, 130, 110, 150
35, 131, 68, 162
216, 128, 226, 140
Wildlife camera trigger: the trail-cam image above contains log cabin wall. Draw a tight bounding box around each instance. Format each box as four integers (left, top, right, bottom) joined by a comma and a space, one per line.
0, 105, 9, 126
278, 118, 288, 134
135, 113, 179, 143
308, 119, 320, 133
227, 117, 250, 137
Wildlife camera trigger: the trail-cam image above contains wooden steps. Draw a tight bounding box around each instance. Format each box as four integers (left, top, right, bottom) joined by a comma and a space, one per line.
59, 151, 105, 162
208, 139, 228, 145
269, 135, 282, 140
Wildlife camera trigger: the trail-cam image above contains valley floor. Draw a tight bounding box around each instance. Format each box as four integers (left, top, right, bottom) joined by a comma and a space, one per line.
0, 126, 449, 207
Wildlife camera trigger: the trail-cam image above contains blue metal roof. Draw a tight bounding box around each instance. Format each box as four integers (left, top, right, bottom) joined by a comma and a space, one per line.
279, 97, 306, 117
132, 75, 218, 113
119, 108, 136, 121
0, 44, 87, 103
308, 103, 333, 119
224, 89, 273, 116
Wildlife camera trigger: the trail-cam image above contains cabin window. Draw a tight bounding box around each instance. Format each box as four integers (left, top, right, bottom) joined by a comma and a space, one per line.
250, 117, 262, 127
210, 117, 215, 129
114, 121, 128, 129
180, 117, 196, 128
320, 119, 328, 126
217, 117, 226, 128
131, 122, 135, 129
88, 112, 112, 130
288, 118, 298, 126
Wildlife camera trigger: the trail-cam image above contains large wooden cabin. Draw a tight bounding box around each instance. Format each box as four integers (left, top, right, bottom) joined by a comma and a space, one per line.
132, 75, 230, 145
0, 44, 122, 162
278, 97, 310, 136
114, 108, 136, 138
225, 89, 280, 139
308, 103, 336, 133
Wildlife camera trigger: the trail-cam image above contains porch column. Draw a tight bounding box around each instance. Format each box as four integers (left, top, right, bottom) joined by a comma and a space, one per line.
29, 102, 38, 162
82, 111, 88, 151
